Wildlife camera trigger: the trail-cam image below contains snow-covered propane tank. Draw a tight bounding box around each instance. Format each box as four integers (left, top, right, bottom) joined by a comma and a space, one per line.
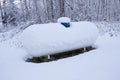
19, 20, 99, 57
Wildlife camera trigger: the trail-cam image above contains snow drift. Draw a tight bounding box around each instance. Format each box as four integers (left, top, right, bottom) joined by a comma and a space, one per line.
19, 21, 98, 57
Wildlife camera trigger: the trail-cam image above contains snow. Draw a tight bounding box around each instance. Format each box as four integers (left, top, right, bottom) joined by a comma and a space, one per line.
94, 21, 120, 36
19, 21, 98, 57
0, 34, 120, 80
57, 17, 71, 23
0, 22, 120, 80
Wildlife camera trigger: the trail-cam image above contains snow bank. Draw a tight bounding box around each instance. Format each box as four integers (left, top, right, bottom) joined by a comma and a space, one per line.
19, 21, 98, 57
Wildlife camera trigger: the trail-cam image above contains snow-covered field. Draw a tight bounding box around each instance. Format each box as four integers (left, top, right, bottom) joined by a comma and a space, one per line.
0, 22, 120, 80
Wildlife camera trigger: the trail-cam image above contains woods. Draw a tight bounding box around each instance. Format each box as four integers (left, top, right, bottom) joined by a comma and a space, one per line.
0, 0, 120, 27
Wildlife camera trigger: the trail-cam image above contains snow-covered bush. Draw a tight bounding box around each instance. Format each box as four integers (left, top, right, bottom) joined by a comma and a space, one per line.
94, 22, 120, 36
19, 21, 98, 57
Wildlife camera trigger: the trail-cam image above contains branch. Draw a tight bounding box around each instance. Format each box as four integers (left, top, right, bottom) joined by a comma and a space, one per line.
64, 0, 73, 10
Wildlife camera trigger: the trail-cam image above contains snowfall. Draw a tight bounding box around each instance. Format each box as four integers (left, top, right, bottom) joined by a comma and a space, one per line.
0, 21, 120, 80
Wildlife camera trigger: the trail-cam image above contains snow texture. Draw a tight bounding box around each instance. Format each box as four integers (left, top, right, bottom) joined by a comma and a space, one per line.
19, 21, 98, 57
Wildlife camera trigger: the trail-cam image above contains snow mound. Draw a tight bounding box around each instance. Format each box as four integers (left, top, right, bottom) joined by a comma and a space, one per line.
57, 17, 71, 23
19, 21, 99, 57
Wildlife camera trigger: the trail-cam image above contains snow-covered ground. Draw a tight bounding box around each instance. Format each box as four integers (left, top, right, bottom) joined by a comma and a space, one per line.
0, 22, 120, 80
